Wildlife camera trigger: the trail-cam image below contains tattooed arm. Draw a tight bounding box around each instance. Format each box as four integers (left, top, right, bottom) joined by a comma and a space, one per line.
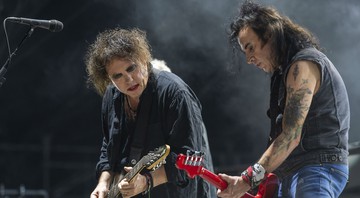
217, 61, 321, 198
258, 60, 321, 172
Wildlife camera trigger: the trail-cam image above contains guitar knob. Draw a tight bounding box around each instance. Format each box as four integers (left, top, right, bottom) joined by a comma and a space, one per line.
131, 159, 137, 165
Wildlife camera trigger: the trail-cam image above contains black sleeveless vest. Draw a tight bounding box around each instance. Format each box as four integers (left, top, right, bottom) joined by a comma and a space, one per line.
269, 48, 350, 178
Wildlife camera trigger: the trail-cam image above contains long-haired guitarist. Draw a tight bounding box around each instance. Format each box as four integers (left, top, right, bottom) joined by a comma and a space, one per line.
85, 28, 216, 198
218, 1, 350, 198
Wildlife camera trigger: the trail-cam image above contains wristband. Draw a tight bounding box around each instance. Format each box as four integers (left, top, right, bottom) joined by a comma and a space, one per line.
142, 172, 153, 195
241, 163, 266, 189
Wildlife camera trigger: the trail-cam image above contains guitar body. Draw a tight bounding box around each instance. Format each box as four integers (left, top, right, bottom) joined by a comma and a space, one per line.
241, 173, 278, 198
252, 173, 279, 198
176, 152, 279, 198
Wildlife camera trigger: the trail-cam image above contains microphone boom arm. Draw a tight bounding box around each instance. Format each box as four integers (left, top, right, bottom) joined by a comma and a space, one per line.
0, 22, 34, 88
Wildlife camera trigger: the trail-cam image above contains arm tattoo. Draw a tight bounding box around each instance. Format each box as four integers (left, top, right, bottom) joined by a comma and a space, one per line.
265, 72, 313, 166
293, 64, 299, 81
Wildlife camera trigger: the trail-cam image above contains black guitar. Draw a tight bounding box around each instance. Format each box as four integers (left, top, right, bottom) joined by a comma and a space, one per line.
107, 144, 170, 198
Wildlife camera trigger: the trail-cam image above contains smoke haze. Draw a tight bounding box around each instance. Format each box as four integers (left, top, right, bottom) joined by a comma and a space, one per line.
0, 0, 359, 197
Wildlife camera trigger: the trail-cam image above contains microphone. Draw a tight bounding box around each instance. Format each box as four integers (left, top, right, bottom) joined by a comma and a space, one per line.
7, 17, 63, 32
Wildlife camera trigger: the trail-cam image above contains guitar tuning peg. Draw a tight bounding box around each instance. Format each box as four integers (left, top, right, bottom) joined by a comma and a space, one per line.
187, 150, 195, 155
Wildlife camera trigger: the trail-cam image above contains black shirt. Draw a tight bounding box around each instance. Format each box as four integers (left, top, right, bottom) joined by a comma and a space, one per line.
95, 68, 217, 198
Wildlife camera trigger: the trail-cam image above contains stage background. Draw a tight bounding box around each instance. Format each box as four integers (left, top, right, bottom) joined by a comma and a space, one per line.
0, 0, 359, 197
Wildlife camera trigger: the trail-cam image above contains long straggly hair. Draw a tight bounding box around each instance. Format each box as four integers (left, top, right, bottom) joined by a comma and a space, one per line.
85, 28, 152, 95
229, 0, 320, 69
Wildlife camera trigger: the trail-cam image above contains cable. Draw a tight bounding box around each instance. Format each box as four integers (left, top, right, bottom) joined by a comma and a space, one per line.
3, 18, 12, 66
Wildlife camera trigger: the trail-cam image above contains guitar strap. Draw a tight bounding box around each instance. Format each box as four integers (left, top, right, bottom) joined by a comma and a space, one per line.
128, 68, 157, 166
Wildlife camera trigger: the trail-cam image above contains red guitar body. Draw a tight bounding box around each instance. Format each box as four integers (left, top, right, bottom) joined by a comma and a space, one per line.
176, 153, 279, 198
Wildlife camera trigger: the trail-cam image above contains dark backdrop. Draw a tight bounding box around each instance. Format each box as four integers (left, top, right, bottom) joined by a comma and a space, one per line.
0, 0, 359, 197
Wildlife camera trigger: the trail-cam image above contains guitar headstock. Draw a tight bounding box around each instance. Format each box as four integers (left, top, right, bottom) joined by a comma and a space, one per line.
142, 144, 170, 171
124, 144, 170, 183
176, 150, 204, 178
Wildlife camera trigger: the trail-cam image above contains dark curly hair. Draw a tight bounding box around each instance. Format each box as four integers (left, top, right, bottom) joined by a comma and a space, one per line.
85, 28, 152, 95
229, 0, 320, 69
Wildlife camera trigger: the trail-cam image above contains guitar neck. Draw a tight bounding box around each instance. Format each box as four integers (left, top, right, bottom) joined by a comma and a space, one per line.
176, 152, 277, 198
198, 168, 255, 198
108, 163, 145, 198
198, 167, 228, 191
124, 161, 145, 181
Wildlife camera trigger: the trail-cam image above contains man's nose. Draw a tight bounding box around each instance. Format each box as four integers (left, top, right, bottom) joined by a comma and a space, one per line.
125, 74, 133, 82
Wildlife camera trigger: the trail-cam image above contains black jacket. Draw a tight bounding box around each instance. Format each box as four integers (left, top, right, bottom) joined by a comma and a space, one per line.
95, 69, 216, 198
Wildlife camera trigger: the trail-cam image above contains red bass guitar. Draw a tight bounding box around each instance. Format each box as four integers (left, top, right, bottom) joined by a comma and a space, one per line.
176, 151, 279, 198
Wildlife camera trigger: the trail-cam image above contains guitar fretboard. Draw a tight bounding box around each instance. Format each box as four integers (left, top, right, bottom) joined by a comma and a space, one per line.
108, 158, 146, 197
125, 157, 146, 181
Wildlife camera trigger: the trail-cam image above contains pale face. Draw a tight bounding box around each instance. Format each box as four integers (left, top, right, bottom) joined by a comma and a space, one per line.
238, 27, 275, 73
106, 58, 149, 100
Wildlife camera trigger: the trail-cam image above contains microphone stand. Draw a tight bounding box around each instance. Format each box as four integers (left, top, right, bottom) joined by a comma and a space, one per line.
0, 26, 34, 88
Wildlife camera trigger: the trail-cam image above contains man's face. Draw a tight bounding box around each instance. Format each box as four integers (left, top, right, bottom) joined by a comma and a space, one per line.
238, 27, 275, 73
106, 58, 149, 100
